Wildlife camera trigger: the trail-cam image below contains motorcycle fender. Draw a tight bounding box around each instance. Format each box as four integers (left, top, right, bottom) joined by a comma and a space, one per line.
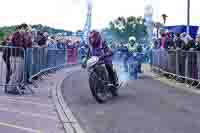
95, 64, 109, 80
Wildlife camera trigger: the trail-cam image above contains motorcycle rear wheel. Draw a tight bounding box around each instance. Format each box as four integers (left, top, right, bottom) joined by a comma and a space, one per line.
110, 69, 119, 97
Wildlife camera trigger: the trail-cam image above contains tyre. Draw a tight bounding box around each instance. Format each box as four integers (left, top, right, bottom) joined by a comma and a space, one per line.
89, 65, 109, 103
110, 86, 118, 97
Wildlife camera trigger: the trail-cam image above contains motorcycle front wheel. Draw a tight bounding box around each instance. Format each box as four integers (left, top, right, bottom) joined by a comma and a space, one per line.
89, 65, 109, 104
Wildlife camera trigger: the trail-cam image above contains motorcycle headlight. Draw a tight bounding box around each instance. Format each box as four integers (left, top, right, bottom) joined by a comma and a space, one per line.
87, 56, 99, 68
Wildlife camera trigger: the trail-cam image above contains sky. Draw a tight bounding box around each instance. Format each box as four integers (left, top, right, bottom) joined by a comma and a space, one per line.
0, 0, 199, 31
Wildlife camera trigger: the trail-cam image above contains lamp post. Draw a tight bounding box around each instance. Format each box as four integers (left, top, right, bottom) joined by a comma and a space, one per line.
186, 0, 190, 34
144, 0, 153, 42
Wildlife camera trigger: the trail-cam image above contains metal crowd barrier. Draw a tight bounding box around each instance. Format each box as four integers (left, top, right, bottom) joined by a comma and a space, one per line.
0, 46, 80, 94
0, 46, 26, 94
151, 49, 200, 87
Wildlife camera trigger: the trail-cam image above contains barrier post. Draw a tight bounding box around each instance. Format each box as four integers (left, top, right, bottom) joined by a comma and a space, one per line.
54, 50, 57, 66
150, 49, 153, 71
39, 48, 42, 71
185, 51, 189, 83
176, 49, 180, 77
25, 48, 33, 82
197, 52, 200, 79
158, 49, 161, 73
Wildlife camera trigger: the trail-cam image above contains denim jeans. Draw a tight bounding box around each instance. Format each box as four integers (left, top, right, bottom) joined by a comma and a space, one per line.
25, 48, 33, 82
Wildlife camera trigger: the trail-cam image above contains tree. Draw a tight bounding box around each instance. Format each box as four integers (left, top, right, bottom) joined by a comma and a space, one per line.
106, 16, 148, 43
76, 30, 82, 33
154, 22, 163, 38
161, 14, 168, 24
31, 24, 72, 35
0, 31, 5, 41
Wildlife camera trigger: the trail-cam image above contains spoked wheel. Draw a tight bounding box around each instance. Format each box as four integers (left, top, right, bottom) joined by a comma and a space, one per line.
89, 66, 110, 104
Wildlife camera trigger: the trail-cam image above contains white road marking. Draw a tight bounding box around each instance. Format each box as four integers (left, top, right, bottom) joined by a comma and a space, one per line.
0, 121, 43, 133
0, 107, 58, 121
0, 98, 52, 108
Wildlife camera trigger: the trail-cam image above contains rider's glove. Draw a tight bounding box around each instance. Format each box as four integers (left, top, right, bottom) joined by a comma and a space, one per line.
99, 55, 105, 61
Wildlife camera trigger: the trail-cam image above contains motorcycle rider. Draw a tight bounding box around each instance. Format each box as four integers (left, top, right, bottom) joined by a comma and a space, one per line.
82, 30, 119, 87
135, 44, 143, 73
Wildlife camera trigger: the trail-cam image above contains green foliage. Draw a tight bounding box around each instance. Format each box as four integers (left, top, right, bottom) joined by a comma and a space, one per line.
0, 24, 73, 37
0, 31, 5, 37
106, 16, 148, 43
0, 25, 16, 41
31, 24, 72, 35
101, 28, 116, 42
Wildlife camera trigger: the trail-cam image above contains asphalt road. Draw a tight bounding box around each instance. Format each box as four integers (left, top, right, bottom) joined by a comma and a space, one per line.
62, 66, 200, 133
0, 68, 67, 133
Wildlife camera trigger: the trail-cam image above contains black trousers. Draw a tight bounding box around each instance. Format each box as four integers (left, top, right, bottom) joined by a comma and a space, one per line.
105, 64, 117, 85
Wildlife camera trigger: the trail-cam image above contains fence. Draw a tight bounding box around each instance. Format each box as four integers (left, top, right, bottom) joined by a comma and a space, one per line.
0, 46, 81, 94
151, 49, 200, 87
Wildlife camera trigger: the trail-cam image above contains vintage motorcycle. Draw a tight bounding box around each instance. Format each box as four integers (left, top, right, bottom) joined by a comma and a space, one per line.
83, 56, 119, 103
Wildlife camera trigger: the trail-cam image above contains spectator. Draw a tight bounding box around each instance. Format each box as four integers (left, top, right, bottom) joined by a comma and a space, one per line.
57, 39, 64, 49
23, 25, 33, 48
3, 24, 31, 94
157, 28, 171, 50
166, 32, 175, 49
2, 36, 12, 90
47, 37, 57, 49
180, 32, 192, 44
174, 32, 185, 49
181, 34, 195, 50
22, 24, 34, 83
37, 31, 48, 47
56, 39, 60, 49
11, 26, 24, 47
31, 29, 39, 47
152, 37, 159, 49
